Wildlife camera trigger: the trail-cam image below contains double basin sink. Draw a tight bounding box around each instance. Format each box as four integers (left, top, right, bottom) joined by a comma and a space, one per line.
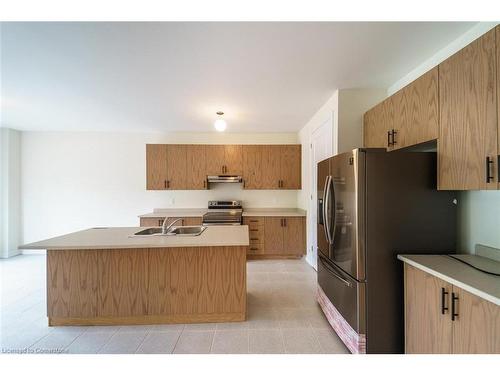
134, 226, 207, 237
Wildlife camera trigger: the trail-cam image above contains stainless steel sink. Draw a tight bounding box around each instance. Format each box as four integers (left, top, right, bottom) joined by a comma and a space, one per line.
167, 226, 207, 236
133, 226, 206, 236
134, 227, 163, 236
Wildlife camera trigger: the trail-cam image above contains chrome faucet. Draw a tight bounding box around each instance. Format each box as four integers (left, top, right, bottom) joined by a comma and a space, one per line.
162, 217, 183, 234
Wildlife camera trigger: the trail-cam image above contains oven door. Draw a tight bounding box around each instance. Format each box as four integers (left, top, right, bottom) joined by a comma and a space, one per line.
318, 253, 365, 334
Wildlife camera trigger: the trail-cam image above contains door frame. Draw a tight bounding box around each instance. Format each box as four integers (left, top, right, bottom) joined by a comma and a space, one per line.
307, 111, 334, 270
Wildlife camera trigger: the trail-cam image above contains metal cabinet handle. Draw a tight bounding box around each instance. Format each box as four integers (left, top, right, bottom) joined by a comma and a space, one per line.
451, 292, 459, 321
283, 218, 286, 227
441, 288, 449, 315
392, 129, 397, 145
387, 131, 391, 147
203, 180, 206, 189
486, 156, 494, 183
498, 155, 500, 183
164, 180, 167, 189
166, 180, 170, 188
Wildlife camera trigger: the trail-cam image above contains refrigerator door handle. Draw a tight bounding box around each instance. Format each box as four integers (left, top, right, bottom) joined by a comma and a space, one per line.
329, 176, 337, 246
319, 254, 351, 287
323, 176, 332, 244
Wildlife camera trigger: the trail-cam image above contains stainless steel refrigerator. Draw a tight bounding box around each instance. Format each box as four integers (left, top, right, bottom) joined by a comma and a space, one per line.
317, 148, 457, 353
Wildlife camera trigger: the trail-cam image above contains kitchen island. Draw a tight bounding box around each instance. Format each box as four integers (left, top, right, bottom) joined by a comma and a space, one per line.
21, 226, 249, 326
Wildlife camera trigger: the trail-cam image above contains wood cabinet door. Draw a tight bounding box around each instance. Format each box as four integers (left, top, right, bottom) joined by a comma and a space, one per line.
280, 145, 301, 189
205, 145, 226, 175
146, 144, 168, 190
438, 29, 497, 190
261, 145, 282, 189
363, 100, 393, 149
283, 217, 305, 255
242, 145, 262, 189
224, 145, 243, 175
404, 264, 452, 353
166, 145, 187, 189
393, 67, 439, 150
263, 217, 284, 254
186, 145, 207, 189
452, 285, 500, 354
497, 25, 500, 190
140, 217, 164, 227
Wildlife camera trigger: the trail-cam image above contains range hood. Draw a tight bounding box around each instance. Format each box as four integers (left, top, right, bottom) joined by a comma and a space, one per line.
207, 175, 243, 184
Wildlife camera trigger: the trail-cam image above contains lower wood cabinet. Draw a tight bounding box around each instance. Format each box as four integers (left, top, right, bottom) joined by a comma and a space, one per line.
140, 216, 202, 227
244, 216, 305, 258
404, 264, 500, 354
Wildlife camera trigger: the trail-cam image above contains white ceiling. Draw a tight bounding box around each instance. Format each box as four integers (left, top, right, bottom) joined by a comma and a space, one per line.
1, 22, 476, 133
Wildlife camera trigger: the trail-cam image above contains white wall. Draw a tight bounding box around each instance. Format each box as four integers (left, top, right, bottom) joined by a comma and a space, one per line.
1, 128, 21, 258
21, 131, 299, 245
386, 22, 500, 254
297, 89, 386, 266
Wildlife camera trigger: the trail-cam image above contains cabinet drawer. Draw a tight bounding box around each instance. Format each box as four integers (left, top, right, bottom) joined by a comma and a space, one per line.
247, 244, 264, 254
248, 226, 264, 237
243, 217, 264, 226
249, 237, 263, 245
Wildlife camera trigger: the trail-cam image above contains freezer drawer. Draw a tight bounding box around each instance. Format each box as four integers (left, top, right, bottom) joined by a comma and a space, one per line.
318, 254, 366, 334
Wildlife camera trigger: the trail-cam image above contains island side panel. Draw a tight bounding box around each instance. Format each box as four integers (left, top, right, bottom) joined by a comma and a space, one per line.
148, 246, 246, 320
47, 250, 98, 320
48, 246, 246, 325
98, 249, 149, 317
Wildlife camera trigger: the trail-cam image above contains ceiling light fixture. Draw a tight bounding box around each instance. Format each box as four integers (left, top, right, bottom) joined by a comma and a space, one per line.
214, 111, 227, 132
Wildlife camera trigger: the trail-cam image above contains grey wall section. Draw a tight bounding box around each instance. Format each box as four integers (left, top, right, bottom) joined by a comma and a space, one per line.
0, 128, 21, 258
457, 191, 500, 254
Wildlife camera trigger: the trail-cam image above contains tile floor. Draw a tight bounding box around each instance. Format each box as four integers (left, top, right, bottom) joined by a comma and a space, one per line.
0, 254, 349, 354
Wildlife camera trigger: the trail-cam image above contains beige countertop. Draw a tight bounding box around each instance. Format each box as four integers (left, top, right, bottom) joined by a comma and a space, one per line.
398, 254, 500, 306
20, 226, 249, 250
139, 208, 306, 218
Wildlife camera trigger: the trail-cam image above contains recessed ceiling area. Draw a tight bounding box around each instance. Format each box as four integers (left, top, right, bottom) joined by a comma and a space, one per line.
0, 22, 476, 133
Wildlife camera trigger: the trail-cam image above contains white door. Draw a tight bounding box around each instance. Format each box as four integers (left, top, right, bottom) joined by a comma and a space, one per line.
308, 117, 333, 270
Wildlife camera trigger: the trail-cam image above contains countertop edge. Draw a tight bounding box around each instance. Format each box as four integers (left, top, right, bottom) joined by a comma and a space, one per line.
23, 243, 249, 250
398, 255, 500, 306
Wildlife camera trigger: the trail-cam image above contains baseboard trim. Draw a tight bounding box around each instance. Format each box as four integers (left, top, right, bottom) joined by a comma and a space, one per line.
49, 312, 246, 326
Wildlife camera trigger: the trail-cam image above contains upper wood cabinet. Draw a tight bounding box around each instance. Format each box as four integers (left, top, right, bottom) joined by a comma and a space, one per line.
392, 67, 439, 150
242, 145, 263, 189
186, 145, 207, 190
205, 145, 242, 175
242, 145, 301, 190
438, 29, 497, 190
363, 100, 391, 149
363, 68, 438, 151
404, 264, 500, 354
261, 145, 282, 188
146, 143, 301, 190
497, 25, 500, 190
280, 145, 302, 189
146, 144, 168, 190
166, 145, 187, 189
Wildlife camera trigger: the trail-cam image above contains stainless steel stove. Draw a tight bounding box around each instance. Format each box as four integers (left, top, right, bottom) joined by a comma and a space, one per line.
202, 200, 243, 226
